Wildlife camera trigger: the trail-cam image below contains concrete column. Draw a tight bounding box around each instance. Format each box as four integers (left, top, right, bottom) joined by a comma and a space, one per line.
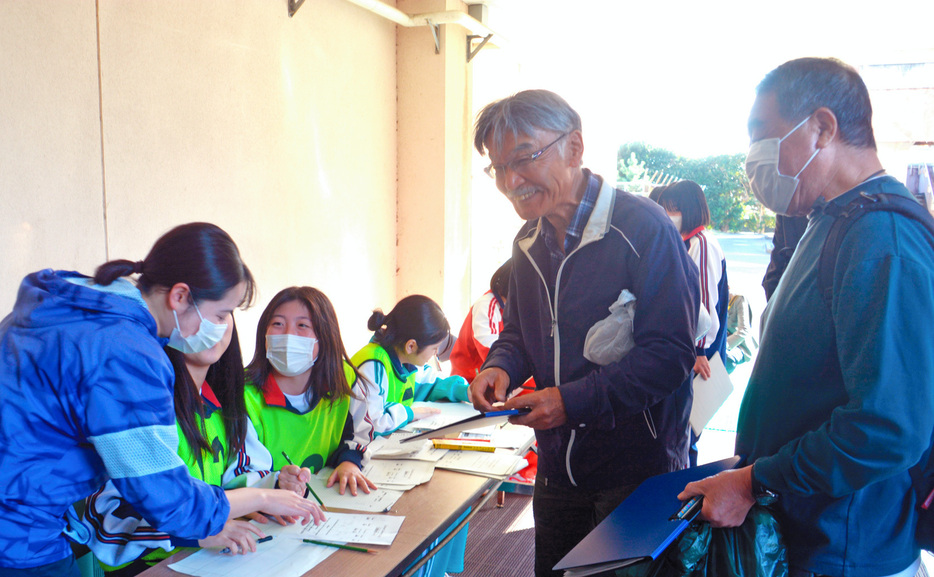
396, 0, 473, 323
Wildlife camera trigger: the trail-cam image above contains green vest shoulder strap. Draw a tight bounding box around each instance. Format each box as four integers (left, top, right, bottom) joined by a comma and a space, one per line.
351, 342, 415, 405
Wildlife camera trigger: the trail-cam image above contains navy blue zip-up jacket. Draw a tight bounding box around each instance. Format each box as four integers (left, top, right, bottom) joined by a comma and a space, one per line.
483, 175, 699, 490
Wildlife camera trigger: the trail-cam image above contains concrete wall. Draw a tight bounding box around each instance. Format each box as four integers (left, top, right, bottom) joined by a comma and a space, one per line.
0, 0, 454, 358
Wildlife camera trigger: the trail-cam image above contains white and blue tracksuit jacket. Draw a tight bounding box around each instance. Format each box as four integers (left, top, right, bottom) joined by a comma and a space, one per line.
0, 270, 229, 569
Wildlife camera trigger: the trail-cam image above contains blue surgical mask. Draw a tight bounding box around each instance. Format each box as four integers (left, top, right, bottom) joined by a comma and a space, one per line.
166, 301, 228, 354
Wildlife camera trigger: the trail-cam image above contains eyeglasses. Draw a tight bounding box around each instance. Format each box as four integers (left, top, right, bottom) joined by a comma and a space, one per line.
483, 133, 568, 179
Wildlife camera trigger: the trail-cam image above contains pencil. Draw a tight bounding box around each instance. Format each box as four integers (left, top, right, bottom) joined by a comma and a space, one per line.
281, 451, 327, 510
302, 539, 377, 554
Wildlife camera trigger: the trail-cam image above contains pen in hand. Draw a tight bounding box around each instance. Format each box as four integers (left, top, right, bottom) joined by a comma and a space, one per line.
281, 451, 328, 511
220, 534, 272, 554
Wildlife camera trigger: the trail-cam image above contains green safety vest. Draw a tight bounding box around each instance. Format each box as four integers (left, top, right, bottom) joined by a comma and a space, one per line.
244, 364, 354, 475
176, 383, 229, 485
351, 342, 416, 406
108, 382, 229, 571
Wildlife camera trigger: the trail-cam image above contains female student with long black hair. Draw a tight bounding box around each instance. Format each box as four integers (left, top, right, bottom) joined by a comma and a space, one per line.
0, 223, 322, 576
84, 318, 293, 575
225, 286, 376, 497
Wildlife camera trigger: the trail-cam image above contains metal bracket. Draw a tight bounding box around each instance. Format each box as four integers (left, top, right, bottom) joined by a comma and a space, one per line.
425, 18, 441, 54
288, 0, 306, 18
467, 33, 493, 63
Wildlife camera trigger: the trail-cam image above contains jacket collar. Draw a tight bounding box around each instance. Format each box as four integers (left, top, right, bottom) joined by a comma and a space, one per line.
517, 171, 617, 255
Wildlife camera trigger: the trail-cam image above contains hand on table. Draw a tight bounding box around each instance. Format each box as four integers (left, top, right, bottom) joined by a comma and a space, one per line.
199, 519, 265, 554
411, 406, 442, 420
327, 461, 378, 496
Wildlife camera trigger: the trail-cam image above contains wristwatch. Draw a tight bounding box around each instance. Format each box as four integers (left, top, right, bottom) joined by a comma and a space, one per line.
751, 462, 780, 506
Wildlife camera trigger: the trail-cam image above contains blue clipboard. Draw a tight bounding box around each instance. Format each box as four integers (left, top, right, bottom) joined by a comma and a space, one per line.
553, 455, 742, 574
399, 408, 531, 444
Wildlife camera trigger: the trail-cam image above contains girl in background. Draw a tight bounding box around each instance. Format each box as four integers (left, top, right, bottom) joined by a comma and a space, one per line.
350, 294, 469, 436
658, 181, 729, 467
0, 223, 319, 576
658, 180, 729, 374
225, 286, 376, 497
450, 259, 512, 384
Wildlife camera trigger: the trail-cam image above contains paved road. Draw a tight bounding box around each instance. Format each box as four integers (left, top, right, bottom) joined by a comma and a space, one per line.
697, 231, 772, 464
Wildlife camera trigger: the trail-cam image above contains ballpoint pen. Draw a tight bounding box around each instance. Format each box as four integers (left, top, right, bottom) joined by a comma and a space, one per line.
281, 451, 327, 510
220, 534, 272, 554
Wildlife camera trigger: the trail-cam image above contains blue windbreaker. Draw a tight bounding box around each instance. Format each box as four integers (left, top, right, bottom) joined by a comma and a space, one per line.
0, 270, 229, 569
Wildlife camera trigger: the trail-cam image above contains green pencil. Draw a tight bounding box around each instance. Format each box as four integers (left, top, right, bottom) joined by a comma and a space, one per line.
281, 451, 327, 510
302, 539, 377, 554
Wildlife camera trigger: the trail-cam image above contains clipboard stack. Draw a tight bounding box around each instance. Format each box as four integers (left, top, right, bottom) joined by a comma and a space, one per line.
553, 456, 742, 576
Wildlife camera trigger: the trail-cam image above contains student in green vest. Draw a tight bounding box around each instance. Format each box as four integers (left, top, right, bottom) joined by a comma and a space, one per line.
83, 318, 325, 576
349, 294, 470, 436
349, 294, 471, 577
225, 286, 377, 497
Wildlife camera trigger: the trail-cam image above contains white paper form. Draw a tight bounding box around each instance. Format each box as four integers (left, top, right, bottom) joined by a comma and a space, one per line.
490, 423, 535, 449
362, 459, 435, 487
167, 520, 337, 577
310, 468, 404, 513
293, 512, 405, 546
436, 449, 527, 477
401, 401, 481, 432
367, 432, 447, 461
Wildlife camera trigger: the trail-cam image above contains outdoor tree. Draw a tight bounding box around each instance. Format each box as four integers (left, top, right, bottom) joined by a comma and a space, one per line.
617, 143, 774, 232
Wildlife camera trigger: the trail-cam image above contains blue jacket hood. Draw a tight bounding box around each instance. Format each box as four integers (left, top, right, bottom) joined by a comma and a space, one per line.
7, 269, 158, 338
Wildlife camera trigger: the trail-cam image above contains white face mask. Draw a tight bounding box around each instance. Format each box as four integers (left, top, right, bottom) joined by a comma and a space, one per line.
745, 115, 819, 215
266, 333, 318, 377
166, 302, 228, 355
668, 214, 683, 233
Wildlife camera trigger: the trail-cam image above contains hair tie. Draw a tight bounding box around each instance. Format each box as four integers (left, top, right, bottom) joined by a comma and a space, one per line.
133, 260, 145, 274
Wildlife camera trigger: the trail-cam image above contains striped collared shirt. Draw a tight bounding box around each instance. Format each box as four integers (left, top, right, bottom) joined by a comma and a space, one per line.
539, 169, 601, 277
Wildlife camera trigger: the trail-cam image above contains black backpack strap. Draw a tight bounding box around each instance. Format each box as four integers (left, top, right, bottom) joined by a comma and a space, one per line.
818, 192, 934, 309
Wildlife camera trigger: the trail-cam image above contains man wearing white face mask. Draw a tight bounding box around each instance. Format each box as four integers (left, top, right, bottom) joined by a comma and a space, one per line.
678, 57, 934, 577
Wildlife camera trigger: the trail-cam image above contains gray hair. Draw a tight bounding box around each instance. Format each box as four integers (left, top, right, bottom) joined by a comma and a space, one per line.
473, 89, 582, 156
757, 57, 876, 150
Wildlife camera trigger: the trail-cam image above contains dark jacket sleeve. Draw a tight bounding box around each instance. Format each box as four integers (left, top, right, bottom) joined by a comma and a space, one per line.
481, 247, 534, 390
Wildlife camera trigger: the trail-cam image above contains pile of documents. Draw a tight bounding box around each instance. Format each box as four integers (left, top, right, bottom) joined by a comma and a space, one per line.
165, 401, 534, 577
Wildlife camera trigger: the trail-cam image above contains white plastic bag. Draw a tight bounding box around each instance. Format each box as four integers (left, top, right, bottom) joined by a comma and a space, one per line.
583, 289, 712, 366
584, 290, 637, 366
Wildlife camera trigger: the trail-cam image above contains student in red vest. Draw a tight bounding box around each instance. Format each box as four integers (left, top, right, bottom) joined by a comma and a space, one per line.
450, 259, 512, 383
